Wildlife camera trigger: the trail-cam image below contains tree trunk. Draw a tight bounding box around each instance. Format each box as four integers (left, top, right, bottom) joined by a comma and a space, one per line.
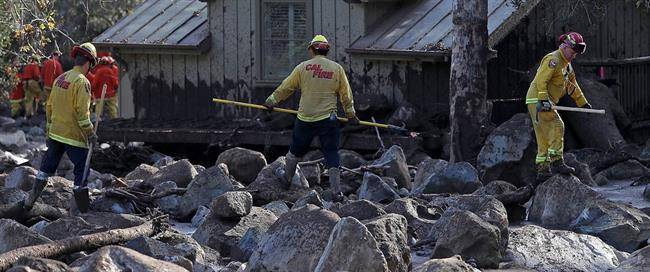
0, 217, 167, 271
449, 0, 489, 163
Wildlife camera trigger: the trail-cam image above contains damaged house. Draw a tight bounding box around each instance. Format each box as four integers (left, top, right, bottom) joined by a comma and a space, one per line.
93, 0, 650, 151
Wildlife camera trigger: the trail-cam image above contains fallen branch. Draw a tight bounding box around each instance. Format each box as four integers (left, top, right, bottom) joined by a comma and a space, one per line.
0, 202, 64, 223
0, 216, 168, 271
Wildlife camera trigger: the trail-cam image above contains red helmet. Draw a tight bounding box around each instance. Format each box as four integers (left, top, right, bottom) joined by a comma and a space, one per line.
559, 32, 586, 54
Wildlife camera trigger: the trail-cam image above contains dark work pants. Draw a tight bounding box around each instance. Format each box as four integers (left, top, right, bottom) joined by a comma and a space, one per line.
40, 138, 89, 187
289, 117, 341, 168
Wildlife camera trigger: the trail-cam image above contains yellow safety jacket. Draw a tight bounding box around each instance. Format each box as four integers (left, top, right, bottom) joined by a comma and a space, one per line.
46, 66, 94, 148
525, 49, 589, 107
265, 55, 355, 122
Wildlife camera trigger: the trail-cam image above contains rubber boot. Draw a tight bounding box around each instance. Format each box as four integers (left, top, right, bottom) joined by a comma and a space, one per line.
275, 152, 299, 189
328, 168, 343, 202
550, 159, 575, 175
535, 163, 552, 186
23, 173, 48, 210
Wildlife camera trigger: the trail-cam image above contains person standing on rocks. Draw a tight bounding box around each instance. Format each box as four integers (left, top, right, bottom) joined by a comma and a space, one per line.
525, 32, 592, 180
41, 50, 64, 105
263, 34, 360, 198
23, 43, 99, 213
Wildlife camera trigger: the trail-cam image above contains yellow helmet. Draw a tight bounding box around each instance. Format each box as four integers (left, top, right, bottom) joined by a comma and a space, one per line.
71, 42, 98, 66
309, 35, 330, 50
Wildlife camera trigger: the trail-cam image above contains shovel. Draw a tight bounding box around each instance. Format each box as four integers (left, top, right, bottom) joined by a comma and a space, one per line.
76, 84, 107, 213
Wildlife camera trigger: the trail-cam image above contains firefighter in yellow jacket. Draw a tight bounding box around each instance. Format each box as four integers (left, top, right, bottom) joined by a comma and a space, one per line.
263, 35, 359, 198
24, 43, 99, 212
526, 32, 591, 179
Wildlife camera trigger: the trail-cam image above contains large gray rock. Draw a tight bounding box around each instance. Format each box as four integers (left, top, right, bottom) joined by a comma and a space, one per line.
74, 245, 188, 272
211, 191, 253, 219
384, 198, 437, 240
247, 205, 340, 272
145, 159, 198, 188
363, 214, 410, 272
79, 212, 146, 230
0, 188, 27, 204
125, 164, 159, 181
231, 228, 264, 262
412, 162, 482, 195
125, 233, 205, 270
91, 196, 137, 214
413, 159, 448, 190
216, 147, 268, 185
597, 159, 650, 181
565, 153, 596, 186
41, 216, 104, 240
262, 200, 290, 218
357, 172, 400, 204
4, 166, 37, 191
611, 245, 650, 272
506, 225, 629, 272
413, 255, 480, 272
8, 256, 70, 272
177, 165, 234, 219
38, 176, 73, 211
331, 199, 387, 221
0, 219, 52, 254
372, 145, 412, 190
477, 113, 536, 186
247, 156, 312, 205
315, 217, 389, 272
428, 209, 502, 268
529, 174, 650, 252
192, 207, 277, 256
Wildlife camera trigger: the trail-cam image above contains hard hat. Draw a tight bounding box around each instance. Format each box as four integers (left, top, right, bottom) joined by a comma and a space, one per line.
560, 32, 586, 54
71, 42, 98, 66
106, 56, 116, 65
308, 35, 330, 50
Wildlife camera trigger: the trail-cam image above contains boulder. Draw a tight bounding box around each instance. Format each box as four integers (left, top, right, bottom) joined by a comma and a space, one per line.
38, 176, 73, 211
412, 162, 482, 195
315, 217, 389, 272
0, 219, 52, 254
177, 165, 234, 219
4, 166, 37, 191
41, 216, 104, 240
292, 190, 324, 210
611, 245, 650, 272
8, 256, 70, 272
0, 130, 27, 147
247, 156, 312, 205
506, 225, 629, 272
79, 212, 146, 230
74, 246, 188, 272
473, 180, 516, 196
0, 188, 27, 204
247, 205, 340, 272
262, 200, 290, 217
597, 159, 650, 181
428, 195, 509, 254
428, 209, 502, 268
145, 159, 198, 188
372, 145, 412, 190
125, 164, 159, 181
191, 206, 211, 228
331, 199, 387, 221
413, 255, 479, 272
153, 156, 175, 168
364, 214, 411, 272
477, 113, 536, 186
125, 234, 205, 270
192, 207, 277, 256
357, 172, 400, 204
529, 174, 650, 252
384, 198, 437, 240
156, 195, 181, 215
91, 196, 137, 214
216, 147, 267, 185
413, 159, 448, 189
211, 191, 253, 219
565, 153, 596, 186
231, 228, 264, 262
300, 164, 321, 186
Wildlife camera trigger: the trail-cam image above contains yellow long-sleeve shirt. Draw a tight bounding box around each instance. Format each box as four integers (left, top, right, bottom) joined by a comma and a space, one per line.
526, 49, 588, 107
265, 55, 355, 122
47, 66, 94, 148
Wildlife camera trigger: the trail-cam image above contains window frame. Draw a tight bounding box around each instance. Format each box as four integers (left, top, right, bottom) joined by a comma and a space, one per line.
255, 0, 313, 86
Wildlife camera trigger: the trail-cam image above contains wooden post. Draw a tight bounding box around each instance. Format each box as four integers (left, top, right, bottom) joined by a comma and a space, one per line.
449, 0, 489, 163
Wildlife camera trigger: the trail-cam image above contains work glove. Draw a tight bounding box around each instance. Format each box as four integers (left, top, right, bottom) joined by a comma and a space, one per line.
536, 100, 553, 112
87, 133, 98, 148
582, 103, 592, 109
262, 102, 275, 112
346, 115, 361, 126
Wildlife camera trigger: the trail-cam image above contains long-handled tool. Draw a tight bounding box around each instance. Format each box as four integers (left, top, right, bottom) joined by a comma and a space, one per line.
552, 105, 606, 115
75, 84, 107, 213
212, 98, 415, 136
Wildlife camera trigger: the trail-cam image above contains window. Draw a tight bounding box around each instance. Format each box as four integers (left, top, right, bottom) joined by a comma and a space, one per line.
260, 0, 311, 81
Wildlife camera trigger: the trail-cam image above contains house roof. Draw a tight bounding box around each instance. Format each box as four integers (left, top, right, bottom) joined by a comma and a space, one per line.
348, 0, 541, 60
93, 0, 209, 52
